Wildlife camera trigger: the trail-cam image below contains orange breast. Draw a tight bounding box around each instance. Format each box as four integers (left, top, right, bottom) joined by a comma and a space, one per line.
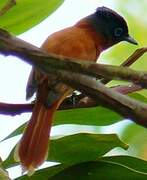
41, 25, 101, 62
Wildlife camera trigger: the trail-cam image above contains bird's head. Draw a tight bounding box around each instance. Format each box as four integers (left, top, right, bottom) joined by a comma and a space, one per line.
88, 6, 138, 49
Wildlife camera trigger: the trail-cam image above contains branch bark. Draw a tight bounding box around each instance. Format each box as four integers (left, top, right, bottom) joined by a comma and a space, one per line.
0, 29, 147, 87
56, 71, 147, 127
0, 29, 147, 127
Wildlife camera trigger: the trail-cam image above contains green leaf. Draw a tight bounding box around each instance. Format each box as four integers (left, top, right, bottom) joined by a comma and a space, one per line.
54, 107, 122, 126
100, 155, 147, 174
2, 133, 128, 169
1, 107, 122, 142
16, 161, 147, 180
2, 146, 18, 169
1, 122, 26, 142
129, 93, 147, 103
0, 0, 64, 35
15, 164, 68, 180
120, 123, 147, 157
49, 161, 147, 180
0, 167, 9, 180
0, 159, 10, 180
121, 123, 147, 142
48, 133, 128, 164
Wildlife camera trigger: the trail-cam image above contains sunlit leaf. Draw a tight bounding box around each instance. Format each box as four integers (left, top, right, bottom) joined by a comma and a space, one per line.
121, 123, 147, 158
0, 0, 64, 35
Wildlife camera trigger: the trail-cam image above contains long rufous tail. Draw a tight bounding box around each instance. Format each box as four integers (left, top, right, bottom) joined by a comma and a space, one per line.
17, 101, 58, 175
15, 82, 59, 175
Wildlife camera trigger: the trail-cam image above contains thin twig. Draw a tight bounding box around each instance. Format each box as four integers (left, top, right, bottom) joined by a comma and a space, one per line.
0, 0, 16, 16
112, 84, 142, 94
121, 48, 147, 67
101, 48, 147, 84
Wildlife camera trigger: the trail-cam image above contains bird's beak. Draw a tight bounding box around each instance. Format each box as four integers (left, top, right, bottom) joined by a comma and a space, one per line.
124, 35, 138, 45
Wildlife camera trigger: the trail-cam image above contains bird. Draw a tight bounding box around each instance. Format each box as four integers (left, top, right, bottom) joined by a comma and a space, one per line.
15, 6, 137, 175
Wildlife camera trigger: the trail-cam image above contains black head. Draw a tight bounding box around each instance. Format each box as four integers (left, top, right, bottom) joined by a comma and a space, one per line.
90, 7, 137, 49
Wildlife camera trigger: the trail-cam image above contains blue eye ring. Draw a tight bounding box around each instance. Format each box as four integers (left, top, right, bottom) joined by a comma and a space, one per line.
114, 27, 123, 37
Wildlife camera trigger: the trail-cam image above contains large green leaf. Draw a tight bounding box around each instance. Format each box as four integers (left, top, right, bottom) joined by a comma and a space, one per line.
0, 0, 64, 35
48, 133, 128, 164
48, 161, 147, 180
54, 107, 122, 126
2, 107, 122, 142
15, 160, 147, 180
2, 133, 128, 169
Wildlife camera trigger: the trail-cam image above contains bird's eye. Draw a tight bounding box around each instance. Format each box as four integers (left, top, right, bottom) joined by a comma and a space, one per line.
114, 27, 123, 37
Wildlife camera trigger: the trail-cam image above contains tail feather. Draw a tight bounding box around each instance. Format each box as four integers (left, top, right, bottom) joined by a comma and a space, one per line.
17, 100, 58, 173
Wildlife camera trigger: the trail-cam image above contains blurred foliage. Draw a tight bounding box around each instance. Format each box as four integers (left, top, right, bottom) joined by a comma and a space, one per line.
110, 0, 147, 162
121, 123, 147, 160
0, 0, 147, 179
100, 0, 147, 167
101, 0, 147, 69
0, 0, 64, 35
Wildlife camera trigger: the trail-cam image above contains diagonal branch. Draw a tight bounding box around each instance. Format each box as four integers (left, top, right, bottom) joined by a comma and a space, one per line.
0, 102, 33, 116
0, 29, 147, 127
121, 47, 147, 67
0, 29, 147, 87
56, 71, 147, 127
0, 0, 16, 16
100, 47, 147, 84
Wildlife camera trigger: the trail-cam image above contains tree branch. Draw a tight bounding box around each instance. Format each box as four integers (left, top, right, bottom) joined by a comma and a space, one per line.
56, 71, 147, 127
0, 0, 16, 16
0, 84, 142, 115
100, 48, 147, 84
121, 47, 147, 67
0, 29, 147, 88
0, 29, 147, 127
0, 102, 33, 116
